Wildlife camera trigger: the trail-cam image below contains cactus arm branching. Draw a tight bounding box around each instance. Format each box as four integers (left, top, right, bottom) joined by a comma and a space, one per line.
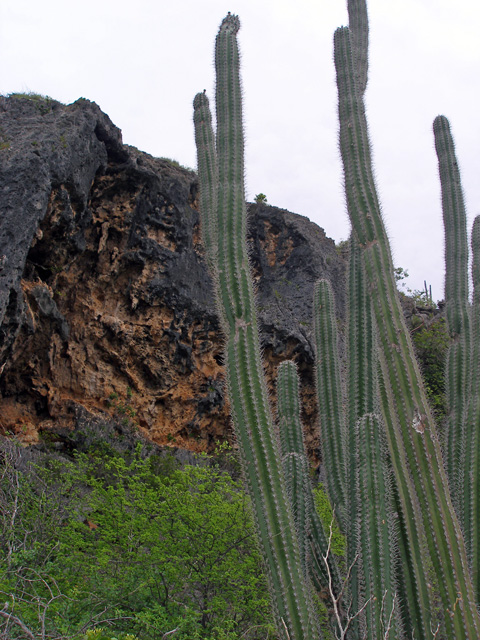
334, 25, 480, 639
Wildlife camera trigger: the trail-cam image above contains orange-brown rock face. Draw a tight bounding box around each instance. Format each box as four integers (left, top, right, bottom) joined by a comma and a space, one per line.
0, 96, 345, 461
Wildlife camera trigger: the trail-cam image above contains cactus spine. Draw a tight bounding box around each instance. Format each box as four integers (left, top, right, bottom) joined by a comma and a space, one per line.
334, 24, 480, 638
193, 14, 318, 640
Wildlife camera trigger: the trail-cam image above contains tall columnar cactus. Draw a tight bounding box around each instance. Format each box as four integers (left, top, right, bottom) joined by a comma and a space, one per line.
313, 279, 347, 529
313, 271, 401, 639
193, 91, 218, 272
470, 215, 480, 597
193, 14, 319, 640
433, 116, 471, 502
277, 361, 312, 578
334, 24, 480, 638
323, 8, 402, 633
354, 414, 400, 638
434, 116, 480, 603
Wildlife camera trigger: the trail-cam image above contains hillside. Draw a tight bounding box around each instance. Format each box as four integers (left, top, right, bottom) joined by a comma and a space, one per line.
0, 94, 346, 461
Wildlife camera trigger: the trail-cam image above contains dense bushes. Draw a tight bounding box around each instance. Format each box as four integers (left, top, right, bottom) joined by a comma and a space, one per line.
0, 442, 274, 639
411, 315, 449, 422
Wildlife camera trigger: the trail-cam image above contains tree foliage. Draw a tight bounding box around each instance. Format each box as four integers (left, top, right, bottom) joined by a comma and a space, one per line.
411, 316, 449, 422
0, 442, 274, 640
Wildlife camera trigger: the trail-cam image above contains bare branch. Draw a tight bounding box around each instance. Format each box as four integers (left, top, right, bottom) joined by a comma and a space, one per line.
280, 617, 291, 640
0, 606, 35, 639
322, 515, 376, 640
380, 590, 396, 639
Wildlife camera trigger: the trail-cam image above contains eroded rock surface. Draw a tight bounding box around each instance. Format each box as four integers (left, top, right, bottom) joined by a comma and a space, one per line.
0, 95, 345, 459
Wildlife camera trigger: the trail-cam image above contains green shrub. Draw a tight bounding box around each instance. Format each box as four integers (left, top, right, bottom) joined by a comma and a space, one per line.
411, 316, 449, 423
0, 442, 273, 639
85, 629, 137, 640
312, 483, 346, 558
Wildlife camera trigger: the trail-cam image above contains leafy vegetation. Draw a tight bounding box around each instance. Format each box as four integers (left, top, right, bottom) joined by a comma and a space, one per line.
158, 157, 195, 174
5, 92, 60, 115
312, 484, 345, 558
0, 441, 274, 640
411, 316, 449, 423
392, 266, 449, 422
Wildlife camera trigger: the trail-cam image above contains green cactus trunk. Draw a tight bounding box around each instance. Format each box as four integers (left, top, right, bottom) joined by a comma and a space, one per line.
344, 236, 374, 629
277, 361, 313, 578
345, 236, 402, 639
193, 91, 218, 271
313, 279, 347, 530
347, 0, 369, 95
435, 116, 480, 605
193, 14, 319, 640
470, 215, 480, 598
334, 25, 480, 639
433, 116, 472, 511
277, 360, 341, 602
354, 413, 401, 639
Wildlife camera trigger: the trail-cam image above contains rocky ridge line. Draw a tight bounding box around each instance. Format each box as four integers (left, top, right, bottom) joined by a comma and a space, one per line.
0, 95, 345, 460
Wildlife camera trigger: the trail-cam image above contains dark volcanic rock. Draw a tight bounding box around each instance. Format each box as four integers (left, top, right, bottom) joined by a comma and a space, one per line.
0, 96, 126, 362
0, 95, 346, 459
249, 202, 345, 360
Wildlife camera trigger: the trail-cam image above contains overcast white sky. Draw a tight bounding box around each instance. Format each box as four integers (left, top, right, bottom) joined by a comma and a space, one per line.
1, 0, 479, 301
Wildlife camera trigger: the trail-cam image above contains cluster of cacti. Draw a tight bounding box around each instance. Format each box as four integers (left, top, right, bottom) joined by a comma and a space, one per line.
333, 15, 479, 638
277, 360, 340, 598
192, 3, 480, 639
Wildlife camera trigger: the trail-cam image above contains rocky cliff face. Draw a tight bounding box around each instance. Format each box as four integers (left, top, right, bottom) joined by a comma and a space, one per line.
0, 95, 346, 461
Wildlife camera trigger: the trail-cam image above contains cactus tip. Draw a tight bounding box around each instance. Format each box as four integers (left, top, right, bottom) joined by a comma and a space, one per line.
220, 12, 240, 34
193, 90, 209, 110
433, 114, 450, 132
